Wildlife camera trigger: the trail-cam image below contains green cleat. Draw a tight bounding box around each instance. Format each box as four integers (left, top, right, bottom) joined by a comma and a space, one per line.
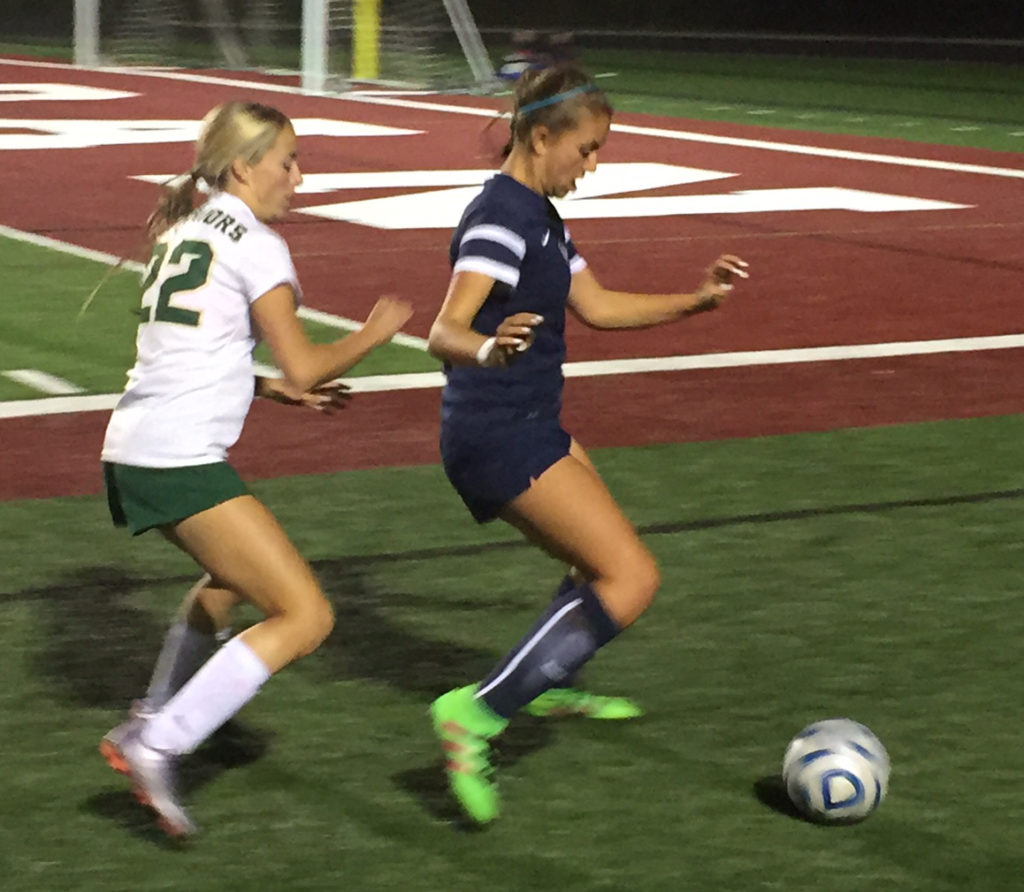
523, 688, 644, 720
430, 685, 507, 824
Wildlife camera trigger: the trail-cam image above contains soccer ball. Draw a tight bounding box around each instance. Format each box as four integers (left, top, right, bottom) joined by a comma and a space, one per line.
782, 718, 890, 823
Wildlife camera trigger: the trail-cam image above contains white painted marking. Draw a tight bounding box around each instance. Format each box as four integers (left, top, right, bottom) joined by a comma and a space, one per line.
0, 57, 346, 97
2, 369, 84, 394
561, 334, 1024, 377
0, 224, 145, 271
134, 162, 734, 197
0, 83, 139, 102
0, 58, 1020, 180
609, 121, 1024, 179
147, 162, 966, 232
296, 306, 429, 350
0, 117, 419, 150
339, 372, 444, 392
0, 225, 424, 354
4, 334, 1024, 419
0, 393, 119, 418
298, 183, 969, 230
339, 93, 1024, 180
252, 362, 281, 378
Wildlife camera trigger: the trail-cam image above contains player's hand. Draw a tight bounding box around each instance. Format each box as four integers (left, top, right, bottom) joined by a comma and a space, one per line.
693, 254, 750, 311
298, 381, 352, 414
363, 296, 415, 346
479, 313, 544, 367
258, 377, 352, 413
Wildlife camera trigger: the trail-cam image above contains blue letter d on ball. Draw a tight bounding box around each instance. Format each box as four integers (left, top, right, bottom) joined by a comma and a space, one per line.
821, 768, 865, 809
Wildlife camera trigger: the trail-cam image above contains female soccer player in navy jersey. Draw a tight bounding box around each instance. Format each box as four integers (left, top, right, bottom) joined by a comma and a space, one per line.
427, 65, 749, 823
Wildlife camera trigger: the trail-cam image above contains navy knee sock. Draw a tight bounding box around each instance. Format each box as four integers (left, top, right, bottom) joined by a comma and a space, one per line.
476, 582, 620, 719
553, 574, 580, 689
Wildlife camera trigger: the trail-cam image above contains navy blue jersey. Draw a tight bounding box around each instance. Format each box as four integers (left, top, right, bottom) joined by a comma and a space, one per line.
442, 173, 587, 423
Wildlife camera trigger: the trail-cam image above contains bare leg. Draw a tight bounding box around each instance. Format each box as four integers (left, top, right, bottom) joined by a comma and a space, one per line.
164, 495, 333, 673
501, 453, 659, 628
123, 495, 333, 758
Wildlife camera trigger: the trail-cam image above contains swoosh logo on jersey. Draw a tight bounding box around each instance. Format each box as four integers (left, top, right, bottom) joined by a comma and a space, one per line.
541, 230, 550, 246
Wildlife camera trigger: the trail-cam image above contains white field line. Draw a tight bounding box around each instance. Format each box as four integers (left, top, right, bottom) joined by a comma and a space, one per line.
4, 334, 1024, 420
296, 305, 428, 350
0, 224, 417, 345
2, 369, 84, 394
0, 224, 144, 272
2, 58, 1023, 179
610, 121, 1024, 180
339, 95, 1024, 180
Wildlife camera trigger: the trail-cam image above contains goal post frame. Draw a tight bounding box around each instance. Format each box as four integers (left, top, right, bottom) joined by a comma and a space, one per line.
73, 0, 101, 66
351, 0, 381, 81
300, 0, 495, 91
73, 0, 496, 91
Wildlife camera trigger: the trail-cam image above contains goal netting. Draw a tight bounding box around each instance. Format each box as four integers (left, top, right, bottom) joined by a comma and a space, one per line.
319, 0, 496, 91
75, 0, 497, 92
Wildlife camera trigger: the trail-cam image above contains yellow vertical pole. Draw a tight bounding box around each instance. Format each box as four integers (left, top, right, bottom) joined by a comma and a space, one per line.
352, 0, 381, 80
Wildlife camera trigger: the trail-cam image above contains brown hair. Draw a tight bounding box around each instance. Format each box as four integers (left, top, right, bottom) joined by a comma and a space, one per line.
502, 65, 612, 157
145, 101, 292, 243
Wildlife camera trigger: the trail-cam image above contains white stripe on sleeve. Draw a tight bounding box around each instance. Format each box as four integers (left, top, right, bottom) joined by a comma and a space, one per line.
569, 255, 588, 274
453, 256, 521, 287
460, 224, 527, 259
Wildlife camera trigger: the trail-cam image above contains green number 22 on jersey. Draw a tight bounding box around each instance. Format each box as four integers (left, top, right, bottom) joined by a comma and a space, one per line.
139, 239, 213, 327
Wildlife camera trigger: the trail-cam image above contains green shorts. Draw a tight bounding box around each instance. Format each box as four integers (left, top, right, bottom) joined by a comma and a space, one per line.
103, 461, 250, 535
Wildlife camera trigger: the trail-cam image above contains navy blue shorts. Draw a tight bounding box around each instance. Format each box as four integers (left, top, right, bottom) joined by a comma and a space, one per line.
441, 416, 571, 523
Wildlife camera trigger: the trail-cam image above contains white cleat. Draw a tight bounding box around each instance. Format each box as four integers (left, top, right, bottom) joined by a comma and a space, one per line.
100, 725, 196, 838
100, 701, 154, 763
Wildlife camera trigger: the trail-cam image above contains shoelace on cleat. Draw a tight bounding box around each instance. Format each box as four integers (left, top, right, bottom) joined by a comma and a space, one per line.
439, 721, 493, 778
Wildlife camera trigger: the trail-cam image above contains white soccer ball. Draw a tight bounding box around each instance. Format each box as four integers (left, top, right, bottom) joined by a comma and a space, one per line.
782, 718, 890, 823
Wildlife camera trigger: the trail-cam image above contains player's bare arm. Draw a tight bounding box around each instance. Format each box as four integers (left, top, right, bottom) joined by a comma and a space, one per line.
429, 270, 543, 366
253, 284, 412, 392
567, 255, 750, 329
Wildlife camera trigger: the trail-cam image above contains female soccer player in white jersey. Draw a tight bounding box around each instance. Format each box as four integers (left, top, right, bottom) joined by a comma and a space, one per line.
427, 65, 750, 823
99, 101, 412, 837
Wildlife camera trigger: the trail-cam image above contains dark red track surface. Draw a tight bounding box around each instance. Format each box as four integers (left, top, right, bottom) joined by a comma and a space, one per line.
1, 60, 1023, 499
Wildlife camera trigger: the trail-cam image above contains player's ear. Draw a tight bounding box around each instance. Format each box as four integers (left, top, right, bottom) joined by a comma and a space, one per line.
530, 124, 550, 156
229, 156, 250, 185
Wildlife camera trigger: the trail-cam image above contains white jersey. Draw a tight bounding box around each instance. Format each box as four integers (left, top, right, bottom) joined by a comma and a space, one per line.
102, 191, 301, 467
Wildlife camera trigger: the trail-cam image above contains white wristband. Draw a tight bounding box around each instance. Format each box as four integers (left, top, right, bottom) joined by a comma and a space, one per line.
476, 336, 497, 367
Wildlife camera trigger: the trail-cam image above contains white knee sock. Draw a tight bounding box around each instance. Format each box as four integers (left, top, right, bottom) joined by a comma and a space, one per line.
141, 637, 271, 755
143, 620, 218, 711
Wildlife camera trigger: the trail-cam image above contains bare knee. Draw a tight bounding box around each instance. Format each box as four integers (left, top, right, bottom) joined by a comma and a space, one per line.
289, 593, 335, 658
592, 548, 660, 628
628, 549, 661, 615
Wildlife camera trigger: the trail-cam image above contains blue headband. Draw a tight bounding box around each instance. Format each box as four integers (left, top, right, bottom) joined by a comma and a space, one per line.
517, 84, 600, 116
